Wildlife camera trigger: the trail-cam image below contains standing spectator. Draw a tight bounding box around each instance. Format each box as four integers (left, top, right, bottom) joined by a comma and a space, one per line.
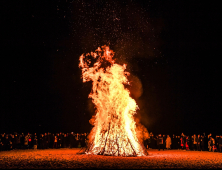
50, 133, 54, 149
10, 134, 15, 150
191, 136, 194, 150
60, 132, 64, 148
163, 135, 166, 150
1, 134, 6, 151
53, 135, 58, 149
44, 133, 48, 149
76, 133, 81, 148
153, 135, 157, 149
24, 133, 29, 149
193, 134, 197, 151
211, 137, 216, 152
150, 133, 155, 149
81, 133, 87, 148
33, 135, 38, 150
182, 134, 186, 150
207, 133, 212, 151
185, 136, 190, 150
143, 135, 149, 149
39, 134, 44, 149
20, 133, 24, 149
28, 133, 32, 149
178, 136, 182, 149
0, 135, 3, 151
146, 136, 150, 149
69, 132, 75, 148
200, 135, 205, 151
47, 132, 51, 149
4, 135, 11, 150
165, 135, 171, 150
203, 133, 208, 151
215, 135, 220, 152
219, 135, 222, 153
172, 134, 176, 149
208, 136, 215, 152
65, 133, 70, 148
158, 134, 164, 151
175, 136, 179, 149
63, 133, 68, 148
57, 133, 62, 148
180, 136, 184, 150
0, 134, 3, 151
197, 134, 201, 151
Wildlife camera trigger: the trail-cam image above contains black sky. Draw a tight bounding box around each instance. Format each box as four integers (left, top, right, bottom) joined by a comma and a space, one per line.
2, 0, 221, 136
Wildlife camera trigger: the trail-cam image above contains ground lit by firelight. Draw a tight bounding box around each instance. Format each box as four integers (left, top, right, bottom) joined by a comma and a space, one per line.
0, 149, 222, 169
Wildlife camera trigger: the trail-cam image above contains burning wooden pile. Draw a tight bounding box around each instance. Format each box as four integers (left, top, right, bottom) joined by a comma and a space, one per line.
79, 45, 148, 156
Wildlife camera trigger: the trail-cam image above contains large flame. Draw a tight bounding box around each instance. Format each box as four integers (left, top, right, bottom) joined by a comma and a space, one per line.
79, 45, 147, 156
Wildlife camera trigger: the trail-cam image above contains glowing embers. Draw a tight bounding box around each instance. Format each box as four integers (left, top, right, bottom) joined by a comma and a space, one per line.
79, 45, 147, 156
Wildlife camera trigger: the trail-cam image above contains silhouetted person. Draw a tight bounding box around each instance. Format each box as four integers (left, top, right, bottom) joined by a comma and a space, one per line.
208, 136, 215, 152
154, 135, 158, 149
176, 136, 180, 149
69, 132, 75, 148
197, 134, 201, 151
4, 135, 11, 150
165, 135, 171, 150
0, 137, 3, 151
20, 133, 24, 149
185, 136, 190, 150
172, 134, 176, 149
33, 135, 38, 149
63, 133, 68, 148
53, 135, 58, 149
150, 133, 155, 149
219, 135, 222, 153
193, 134, 197, 151
81, 133, 87, 147
47, 132, 51, 149
158, 134, 164, 151
28, 133, 32, 149
200, 135, 205, 151
10, 134, 15, 150
203, 133, 208, 151
181, 133, 186, 150
215, 135, 220, 152
50, 133, 54, 148
76, 133, 81, 148
180, 136, 183, 150
163, 135, 166, 149
39, 134, 44, 149
44, 133, 48, 149
24, 133, 29, 149
57, 133, 62, 148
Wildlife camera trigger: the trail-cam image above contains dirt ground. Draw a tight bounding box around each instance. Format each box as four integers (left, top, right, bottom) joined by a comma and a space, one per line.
0, 148, 222, 169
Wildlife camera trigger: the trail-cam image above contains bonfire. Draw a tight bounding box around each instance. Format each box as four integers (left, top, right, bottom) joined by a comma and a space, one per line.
79, 45, 148, 156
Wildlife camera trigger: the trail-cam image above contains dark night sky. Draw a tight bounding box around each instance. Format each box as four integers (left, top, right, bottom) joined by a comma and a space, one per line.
2, 0, 221, 136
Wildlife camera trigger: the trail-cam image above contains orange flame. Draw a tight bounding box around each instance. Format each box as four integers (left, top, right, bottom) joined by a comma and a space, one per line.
79, 45, 147, 156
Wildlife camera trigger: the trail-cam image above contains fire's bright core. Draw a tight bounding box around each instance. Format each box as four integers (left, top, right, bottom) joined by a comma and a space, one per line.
79, 45, 147, 156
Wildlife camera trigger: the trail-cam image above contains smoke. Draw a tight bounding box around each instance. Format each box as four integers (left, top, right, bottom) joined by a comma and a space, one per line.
124, 74, 150, 144
127, 74, 143, 99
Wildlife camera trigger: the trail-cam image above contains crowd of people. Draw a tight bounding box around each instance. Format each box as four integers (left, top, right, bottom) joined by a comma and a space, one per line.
0, 131, 222, 153
143, 132, 222, 153
0, 132, 88, 151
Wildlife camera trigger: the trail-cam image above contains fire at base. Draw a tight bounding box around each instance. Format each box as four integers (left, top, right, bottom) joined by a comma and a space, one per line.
79, 45, 148, 156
